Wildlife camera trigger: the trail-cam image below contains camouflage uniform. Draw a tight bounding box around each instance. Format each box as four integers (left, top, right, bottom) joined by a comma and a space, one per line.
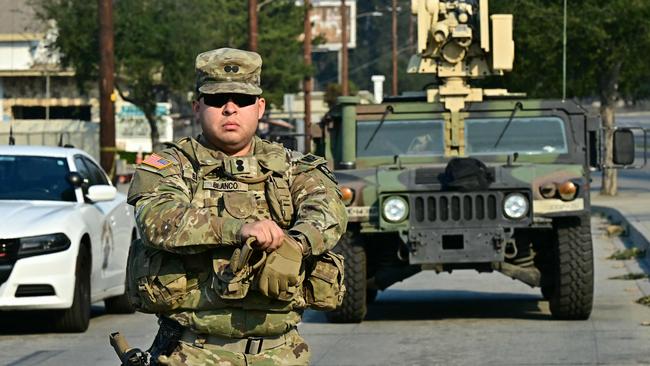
127, 48, 347, 366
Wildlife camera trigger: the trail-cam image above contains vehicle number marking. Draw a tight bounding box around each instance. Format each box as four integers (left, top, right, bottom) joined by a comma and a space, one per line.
346, 206, 378, 219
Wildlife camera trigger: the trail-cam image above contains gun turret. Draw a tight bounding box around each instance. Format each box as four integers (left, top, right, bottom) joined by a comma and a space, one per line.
408, 0, 521, 156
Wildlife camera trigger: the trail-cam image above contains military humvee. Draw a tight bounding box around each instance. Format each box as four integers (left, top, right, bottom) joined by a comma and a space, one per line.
315, 0, 637, 323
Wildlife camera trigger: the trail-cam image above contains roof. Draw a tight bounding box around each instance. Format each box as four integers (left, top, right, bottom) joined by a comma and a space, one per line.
0, 0, 41, 35
0, 145, 90, 159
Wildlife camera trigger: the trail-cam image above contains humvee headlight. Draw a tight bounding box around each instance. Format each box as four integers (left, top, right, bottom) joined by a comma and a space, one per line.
340, 186, 355, 206
557, 181, 578, 201
503, 193, 529, 219
383, 196, 408, 222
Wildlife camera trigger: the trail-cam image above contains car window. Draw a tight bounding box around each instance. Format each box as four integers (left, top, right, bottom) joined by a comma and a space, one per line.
0, 155, 76, 202
74, 156, 92, 189
74, 156, 109, 187
82, 157, 109, 186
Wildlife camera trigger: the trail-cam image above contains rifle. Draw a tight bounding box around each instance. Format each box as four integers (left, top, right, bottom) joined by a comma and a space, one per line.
109, 332, 151, 366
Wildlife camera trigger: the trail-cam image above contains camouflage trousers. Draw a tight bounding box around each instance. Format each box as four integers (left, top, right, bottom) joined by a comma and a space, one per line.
157, 328, 310, 366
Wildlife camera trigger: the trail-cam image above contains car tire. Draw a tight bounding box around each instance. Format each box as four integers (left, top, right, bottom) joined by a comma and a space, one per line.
105, 230, 137, 314
548, 216, 594, 320
104, 292, 136, 314
55, 246, 91, 332
326, 232, 367, 323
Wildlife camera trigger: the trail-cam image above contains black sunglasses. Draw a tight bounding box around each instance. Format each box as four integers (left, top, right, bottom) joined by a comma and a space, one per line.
200, 93, 257, 108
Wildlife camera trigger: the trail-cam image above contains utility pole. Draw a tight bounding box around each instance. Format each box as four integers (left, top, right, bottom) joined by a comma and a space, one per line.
249, 0, 258, 52
98, 0, 115, 174
391, 0, 398, 96
562, 0, 567, 101
303, 0, 313, 152
340, 0, 349, 96
408, 8, 414, 51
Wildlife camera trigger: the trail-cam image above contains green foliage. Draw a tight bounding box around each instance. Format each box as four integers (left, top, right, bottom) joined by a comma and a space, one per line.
324, 82, 359, 108
314, 0, 427, 94
608, 273, 648, 280
607, 247, 646, 260
327, 0, 650, 101
490, 0, 650, 101
31, 0, 99, 93
258, 1, 309, 108
31, 0, 306, 127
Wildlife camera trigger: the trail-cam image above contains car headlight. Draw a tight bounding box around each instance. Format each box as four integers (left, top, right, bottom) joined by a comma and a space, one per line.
383, 196, 408, 222
18, 233, 71, 258
503, 193, 529, 219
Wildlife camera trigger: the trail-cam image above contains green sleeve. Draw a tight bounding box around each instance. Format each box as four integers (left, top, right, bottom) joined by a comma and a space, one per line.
288, 166, 348, 256
127, 153, 242, 254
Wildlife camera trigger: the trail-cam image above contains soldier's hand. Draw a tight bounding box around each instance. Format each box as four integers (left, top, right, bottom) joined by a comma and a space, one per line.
257, 236, 303, 301
240, 220, 285, 252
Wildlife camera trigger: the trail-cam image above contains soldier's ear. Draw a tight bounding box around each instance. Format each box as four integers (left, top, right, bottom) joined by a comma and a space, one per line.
192, 99, 200, 115
256, 97, 266, 120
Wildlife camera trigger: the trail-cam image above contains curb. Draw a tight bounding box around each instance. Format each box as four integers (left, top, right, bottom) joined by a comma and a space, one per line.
592, 205, 650, 252
592, 205, 650, 298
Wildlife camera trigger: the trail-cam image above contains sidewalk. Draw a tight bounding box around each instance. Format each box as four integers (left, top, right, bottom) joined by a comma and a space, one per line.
591, 190, 650, 296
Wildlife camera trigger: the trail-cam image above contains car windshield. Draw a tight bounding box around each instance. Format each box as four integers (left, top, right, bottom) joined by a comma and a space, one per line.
357, 119, 445, 157
0, 155, 76, 201
466, 117, 568, 155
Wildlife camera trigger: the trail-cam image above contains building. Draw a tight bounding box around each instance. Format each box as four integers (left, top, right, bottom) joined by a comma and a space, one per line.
0, 0, 97, 123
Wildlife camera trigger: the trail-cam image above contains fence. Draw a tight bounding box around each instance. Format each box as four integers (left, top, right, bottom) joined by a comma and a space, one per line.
0, 120, 100, 161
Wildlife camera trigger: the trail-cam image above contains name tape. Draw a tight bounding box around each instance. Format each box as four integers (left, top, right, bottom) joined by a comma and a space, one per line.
203, 181, 249, 192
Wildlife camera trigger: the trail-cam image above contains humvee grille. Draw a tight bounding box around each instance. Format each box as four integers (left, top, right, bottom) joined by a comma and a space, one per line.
411, 192, 501, 225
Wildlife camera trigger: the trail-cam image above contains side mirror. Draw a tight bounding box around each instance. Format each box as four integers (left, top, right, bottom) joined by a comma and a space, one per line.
67, 172, 85, 188
613, 129, 635, 165
86, 185, 117, 202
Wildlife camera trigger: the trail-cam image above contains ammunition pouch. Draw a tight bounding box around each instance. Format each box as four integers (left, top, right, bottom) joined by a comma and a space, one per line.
126, 239, 209, 313
265, 175, 294, 228
304, 250, 346, 311
212, 240, 266, 300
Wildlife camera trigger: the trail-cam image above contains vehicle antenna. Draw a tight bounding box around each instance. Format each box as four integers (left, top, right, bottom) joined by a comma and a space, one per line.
9, 122, 15, 146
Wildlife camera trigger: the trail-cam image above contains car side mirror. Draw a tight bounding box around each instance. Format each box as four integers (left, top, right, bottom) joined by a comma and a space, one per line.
86, 185, 117, 202
67, 172, 85, 188
613, 128, 635, 165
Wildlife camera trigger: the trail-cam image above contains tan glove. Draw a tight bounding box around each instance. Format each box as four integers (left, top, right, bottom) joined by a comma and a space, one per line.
257, 237, 303, 301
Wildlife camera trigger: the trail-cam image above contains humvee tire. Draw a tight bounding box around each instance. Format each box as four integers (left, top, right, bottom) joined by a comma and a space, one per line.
326, 232, 367, 323
540, 284, 554, 301
549, 216, 594, 320
366, 288, 378, 304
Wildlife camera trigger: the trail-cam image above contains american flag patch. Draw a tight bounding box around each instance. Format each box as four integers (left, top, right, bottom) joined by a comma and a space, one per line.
142, 153, 172, 170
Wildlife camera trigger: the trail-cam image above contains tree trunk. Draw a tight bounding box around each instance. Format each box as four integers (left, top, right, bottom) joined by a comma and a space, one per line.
145, 110, 161, 152
599, 62, 622, 196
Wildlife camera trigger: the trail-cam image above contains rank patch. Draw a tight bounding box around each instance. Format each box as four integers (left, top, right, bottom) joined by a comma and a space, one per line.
142, 153, 172, 170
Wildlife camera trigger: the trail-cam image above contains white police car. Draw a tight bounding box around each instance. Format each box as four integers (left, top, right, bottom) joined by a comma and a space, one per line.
0, 145, 136, 332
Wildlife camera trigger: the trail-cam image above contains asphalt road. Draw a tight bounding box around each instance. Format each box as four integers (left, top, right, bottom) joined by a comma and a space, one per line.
1, 216, 649, 366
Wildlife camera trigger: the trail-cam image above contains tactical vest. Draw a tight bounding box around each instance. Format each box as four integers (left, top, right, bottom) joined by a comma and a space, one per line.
127, 137, 344, 315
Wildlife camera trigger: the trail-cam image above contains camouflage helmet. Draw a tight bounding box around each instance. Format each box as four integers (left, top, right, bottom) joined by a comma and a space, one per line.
195, 48, 263, 96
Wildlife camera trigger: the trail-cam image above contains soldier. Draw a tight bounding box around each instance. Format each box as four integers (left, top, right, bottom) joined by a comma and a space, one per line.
126, 48, 347, 365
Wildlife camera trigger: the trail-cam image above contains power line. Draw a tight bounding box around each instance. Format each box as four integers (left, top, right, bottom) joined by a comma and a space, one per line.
319, 46, 412, 85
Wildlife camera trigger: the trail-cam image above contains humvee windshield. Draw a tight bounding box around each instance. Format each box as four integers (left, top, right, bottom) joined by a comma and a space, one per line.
356, 116, 567, 157
357, 120, 445, 157
466, 116, 568, 155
